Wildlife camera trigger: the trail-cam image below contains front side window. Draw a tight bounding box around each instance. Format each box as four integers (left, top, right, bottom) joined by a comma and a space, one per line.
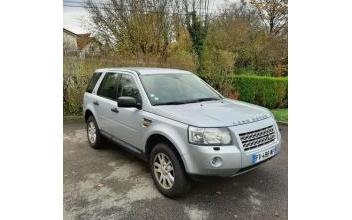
140, 74, 222, 105
86, 72, 102, 93
117, 74, 142, 103
97, 72, 119, 100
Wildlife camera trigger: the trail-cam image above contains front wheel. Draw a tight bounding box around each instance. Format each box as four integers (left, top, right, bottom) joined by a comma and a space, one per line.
150, 143, 190, 197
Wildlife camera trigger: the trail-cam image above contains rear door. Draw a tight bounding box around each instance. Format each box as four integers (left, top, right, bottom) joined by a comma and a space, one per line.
83, 71, 103, 122
94, 72, 120, 135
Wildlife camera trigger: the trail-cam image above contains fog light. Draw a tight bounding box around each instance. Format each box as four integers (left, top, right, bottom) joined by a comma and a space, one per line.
210, 157, 223, 168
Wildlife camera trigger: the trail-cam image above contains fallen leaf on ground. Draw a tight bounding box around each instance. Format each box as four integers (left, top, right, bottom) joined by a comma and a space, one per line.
95, 183, 104, 190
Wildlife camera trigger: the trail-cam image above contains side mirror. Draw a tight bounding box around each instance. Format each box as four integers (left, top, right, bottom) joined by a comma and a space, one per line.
117, 96, 141, 109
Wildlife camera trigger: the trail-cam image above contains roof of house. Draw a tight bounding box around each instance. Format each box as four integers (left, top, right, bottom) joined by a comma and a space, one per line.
94, 67, 193, 75
63, 28, 97, 50
77, 34, 93, 50
63, 28, 79, 37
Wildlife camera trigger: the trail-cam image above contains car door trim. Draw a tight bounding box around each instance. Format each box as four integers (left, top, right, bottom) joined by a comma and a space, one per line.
100, 129, 147, 161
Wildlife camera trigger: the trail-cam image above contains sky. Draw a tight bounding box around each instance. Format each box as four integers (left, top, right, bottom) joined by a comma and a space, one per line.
63, 0, 233, 34
63, 1, 89, 34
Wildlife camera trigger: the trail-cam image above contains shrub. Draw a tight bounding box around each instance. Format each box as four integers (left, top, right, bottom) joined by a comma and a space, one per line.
63, 58, 95, 115
198, 48, 235, 97
234, 68, 273, 77
167, 50, 197, 71
231, 75, 288, 109
273, 64, 288, 77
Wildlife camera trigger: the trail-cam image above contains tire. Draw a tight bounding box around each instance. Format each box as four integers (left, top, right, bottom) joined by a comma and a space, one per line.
86, 116, 102, 149
150, 142, 190, 197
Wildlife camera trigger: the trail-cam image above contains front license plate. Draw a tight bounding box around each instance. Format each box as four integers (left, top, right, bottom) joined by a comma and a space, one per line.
251, 148, 276, 164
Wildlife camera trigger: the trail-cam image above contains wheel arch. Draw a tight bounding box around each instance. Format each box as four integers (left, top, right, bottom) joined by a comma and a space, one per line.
84, 107, 101, 130
84, 109, 94, 122
145, 133, 187, 172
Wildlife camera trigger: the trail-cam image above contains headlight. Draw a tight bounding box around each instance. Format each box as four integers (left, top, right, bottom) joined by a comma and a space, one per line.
188, 126, 232, 145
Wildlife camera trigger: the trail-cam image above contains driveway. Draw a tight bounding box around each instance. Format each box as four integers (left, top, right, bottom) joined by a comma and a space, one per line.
64, 120, 288, 220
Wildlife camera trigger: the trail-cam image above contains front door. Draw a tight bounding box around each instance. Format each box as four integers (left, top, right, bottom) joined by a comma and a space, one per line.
115, 73, 144, 149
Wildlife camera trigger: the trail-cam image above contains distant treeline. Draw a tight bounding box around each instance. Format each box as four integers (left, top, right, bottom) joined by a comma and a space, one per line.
81, 0, 287, 77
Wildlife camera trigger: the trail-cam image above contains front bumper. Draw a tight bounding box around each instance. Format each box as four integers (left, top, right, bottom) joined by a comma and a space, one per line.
182, 118, 281, 177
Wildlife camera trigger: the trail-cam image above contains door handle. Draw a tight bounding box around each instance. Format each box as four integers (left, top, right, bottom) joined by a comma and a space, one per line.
111, 107, 119, 113
93, 101, 99, 106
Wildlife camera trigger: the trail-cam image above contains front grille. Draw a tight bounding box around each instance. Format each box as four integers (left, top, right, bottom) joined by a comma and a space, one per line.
239, 125, 276, 151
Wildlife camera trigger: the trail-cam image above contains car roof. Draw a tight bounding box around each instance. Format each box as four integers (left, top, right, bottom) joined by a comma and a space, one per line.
95, 67, 193, 75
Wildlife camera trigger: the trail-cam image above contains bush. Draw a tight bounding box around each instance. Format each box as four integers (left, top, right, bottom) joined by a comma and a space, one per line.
231, 75, 288, 109
63, 58, 95, 115
234, 68, 273, 77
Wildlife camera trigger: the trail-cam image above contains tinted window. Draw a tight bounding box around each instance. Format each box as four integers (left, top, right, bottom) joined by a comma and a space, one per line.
117, 74, 141, 103
86, 72, 102, 93
97, 72, 119, 100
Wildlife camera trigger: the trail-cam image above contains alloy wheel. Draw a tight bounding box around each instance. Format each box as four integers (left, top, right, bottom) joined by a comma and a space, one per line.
153, 152, 175, 189
87, 121, 96, 144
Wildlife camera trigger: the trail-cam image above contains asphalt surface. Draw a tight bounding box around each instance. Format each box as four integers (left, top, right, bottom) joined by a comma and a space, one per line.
64, 120, 288, 220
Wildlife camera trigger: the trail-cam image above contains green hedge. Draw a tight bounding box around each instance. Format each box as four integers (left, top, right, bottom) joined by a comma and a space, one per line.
231, 75, 288, 109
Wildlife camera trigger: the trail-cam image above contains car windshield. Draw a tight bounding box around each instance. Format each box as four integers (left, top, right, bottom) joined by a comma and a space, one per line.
140, 74, 222, 106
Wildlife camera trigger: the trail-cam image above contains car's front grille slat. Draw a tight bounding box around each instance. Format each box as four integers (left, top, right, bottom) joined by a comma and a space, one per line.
239, 125, 276, 151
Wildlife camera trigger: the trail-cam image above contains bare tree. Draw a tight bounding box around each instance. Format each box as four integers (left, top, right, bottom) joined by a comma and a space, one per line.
250, 0, 288, 35
85, 0, 183, 61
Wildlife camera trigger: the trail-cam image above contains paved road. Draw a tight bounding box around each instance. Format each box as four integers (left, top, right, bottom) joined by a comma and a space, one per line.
64, 120, 287, 220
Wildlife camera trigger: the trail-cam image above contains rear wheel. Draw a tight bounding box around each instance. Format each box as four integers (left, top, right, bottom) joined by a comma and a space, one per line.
86, 116, 102, 149
150, 143, 190, 197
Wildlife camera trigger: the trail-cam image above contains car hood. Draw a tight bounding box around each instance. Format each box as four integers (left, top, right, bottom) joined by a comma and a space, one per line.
149, 98, 271, 127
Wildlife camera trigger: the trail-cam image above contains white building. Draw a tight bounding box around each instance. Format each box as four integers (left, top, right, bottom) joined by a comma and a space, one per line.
63, 28, 101, 58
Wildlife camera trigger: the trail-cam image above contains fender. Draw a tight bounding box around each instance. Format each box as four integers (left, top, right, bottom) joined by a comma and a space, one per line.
84, 101, 101, 129
141, 118, 192, 172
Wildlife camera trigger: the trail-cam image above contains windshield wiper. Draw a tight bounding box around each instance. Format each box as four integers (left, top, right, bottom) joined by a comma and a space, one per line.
191, 97, 221, 103
154, 101, 191, 106
154, 97, 221, 106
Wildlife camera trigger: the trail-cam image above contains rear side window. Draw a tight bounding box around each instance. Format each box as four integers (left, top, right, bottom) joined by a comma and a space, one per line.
97, 72, 119, 100
86, 72, 102, 93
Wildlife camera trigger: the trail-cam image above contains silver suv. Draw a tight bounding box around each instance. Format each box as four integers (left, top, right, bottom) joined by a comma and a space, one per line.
83, 67, 281, 197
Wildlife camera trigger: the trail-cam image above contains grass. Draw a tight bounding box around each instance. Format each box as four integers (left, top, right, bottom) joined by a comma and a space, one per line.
63, 115, 83, 121
271, 108, 288, 123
